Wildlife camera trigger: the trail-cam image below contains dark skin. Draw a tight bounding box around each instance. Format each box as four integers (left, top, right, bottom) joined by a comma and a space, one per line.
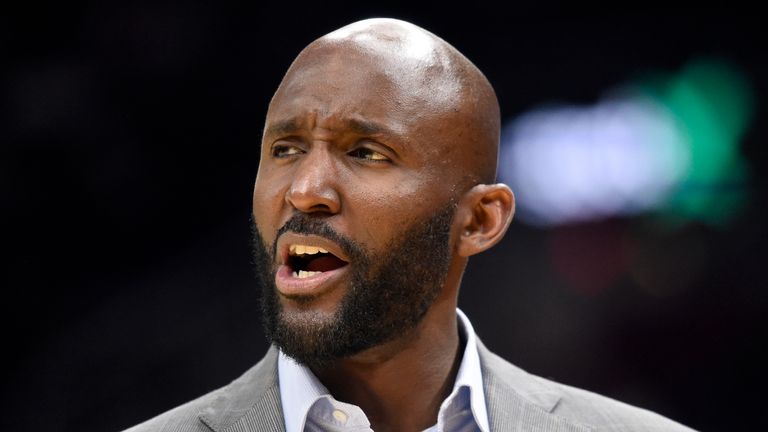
252, 19, 515, 431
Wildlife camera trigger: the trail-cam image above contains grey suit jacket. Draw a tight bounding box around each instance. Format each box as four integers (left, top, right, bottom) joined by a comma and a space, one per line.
125, 342, 695, 431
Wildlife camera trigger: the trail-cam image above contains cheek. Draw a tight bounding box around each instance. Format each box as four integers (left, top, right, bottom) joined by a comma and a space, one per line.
252, 178, 271, 210
252, 170, 287, 240
349, 165, 442, 205
343, 173, 448, 245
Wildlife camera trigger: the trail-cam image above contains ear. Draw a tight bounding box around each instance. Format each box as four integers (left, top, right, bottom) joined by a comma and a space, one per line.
454, 183, 515, 257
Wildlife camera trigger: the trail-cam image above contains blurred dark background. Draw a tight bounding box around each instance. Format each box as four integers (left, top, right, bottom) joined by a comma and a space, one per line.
2, 3, 765, 431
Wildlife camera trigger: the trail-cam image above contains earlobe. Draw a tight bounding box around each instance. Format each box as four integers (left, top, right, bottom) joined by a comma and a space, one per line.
455, 184, 515, 257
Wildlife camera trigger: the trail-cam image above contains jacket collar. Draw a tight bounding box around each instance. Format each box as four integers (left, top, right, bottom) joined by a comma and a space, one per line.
477, 339, 592, 431
197, 346, 286, 432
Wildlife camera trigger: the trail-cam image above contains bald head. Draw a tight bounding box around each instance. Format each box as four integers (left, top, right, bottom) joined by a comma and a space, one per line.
268, 18, 500, 190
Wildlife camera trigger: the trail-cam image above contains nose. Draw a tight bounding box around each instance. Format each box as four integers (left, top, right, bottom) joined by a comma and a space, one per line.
285, 149, 341, 214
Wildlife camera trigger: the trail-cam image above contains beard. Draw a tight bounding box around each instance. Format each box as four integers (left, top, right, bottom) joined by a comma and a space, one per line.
251, 204, 455, 369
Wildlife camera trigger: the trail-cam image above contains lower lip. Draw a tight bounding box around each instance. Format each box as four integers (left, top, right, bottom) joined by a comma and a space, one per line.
274, 264, 348, 297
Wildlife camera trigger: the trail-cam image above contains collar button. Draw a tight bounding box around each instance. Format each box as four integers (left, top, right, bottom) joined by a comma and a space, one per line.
332, 409, 349, 423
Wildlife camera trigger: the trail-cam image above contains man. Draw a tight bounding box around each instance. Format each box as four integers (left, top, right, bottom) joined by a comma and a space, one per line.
127, 18, 694, 432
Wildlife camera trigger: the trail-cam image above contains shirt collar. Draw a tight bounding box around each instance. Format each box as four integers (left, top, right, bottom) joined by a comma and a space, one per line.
278, 350, 329, 432
453, 308, 491, 432
277, 308, 489, 432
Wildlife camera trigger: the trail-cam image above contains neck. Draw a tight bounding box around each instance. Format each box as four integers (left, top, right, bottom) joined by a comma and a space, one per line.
312, 297, 461, 432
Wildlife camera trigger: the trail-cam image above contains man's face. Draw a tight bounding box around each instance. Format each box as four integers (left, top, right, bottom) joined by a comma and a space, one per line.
252, 44, 461, 366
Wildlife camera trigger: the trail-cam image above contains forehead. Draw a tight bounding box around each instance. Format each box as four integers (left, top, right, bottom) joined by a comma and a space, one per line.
268, 58, 399, 131
265, 42, 462, 138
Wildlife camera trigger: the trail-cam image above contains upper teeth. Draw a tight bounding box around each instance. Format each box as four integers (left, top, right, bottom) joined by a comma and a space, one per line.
289, 245, 329, 256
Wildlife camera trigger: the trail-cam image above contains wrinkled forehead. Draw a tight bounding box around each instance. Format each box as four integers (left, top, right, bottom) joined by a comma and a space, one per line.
267, 27, 464, 126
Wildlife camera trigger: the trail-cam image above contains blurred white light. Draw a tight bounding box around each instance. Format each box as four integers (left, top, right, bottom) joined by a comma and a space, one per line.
499, 91, 690, 226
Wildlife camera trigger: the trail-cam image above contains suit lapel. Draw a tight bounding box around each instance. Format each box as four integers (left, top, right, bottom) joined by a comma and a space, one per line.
198, 346, 286, 432
478, 340, 592, 432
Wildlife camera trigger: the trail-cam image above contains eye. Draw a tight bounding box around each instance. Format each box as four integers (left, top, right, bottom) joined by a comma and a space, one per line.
348, 147, 390, 162
271, 144, 303, 158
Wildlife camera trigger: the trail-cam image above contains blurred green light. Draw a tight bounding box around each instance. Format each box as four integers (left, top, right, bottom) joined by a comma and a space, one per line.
638, 58, 754, 226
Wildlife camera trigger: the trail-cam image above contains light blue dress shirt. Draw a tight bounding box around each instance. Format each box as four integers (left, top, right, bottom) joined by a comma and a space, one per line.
278, 309, 490, 432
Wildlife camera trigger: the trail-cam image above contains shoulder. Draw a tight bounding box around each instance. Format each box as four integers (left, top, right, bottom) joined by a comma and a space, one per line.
123, 347, 282, 432
123, 388, 224, 432
478, 342, 696, 432
546, 378, 695, 431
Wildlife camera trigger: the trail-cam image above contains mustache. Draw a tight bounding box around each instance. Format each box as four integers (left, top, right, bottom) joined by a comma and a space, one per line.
272, 213, 365, 262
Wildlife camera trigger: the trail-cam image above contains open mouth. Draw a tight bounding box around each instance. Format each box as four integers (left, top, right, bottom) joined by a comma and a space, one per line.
287, 244, 349, 278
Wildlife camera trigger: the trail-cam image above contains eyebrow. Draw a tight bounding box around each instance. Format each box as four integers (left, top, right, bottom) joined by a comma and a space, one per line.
346, 119, 391, 136
263, 117, 395, 139
264, 118, 301, 138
